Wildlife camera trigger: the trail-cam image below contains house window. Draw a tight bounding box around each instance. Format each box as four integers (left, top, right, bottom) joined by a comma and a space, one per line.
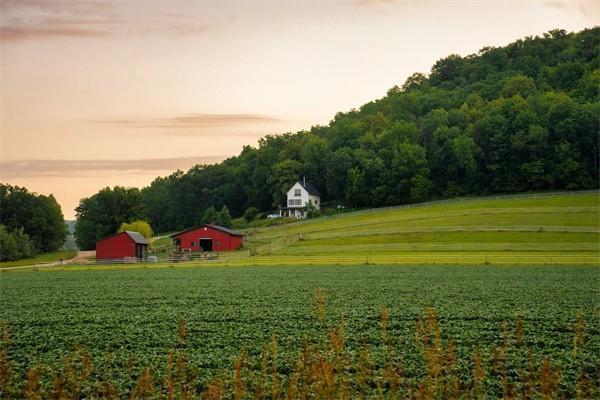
288, 199, 302, 206
294, 189, 301, 197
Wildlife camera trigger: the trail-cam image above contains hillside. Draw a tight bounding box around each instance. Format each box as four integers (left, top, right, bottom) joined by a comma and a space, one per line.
74, 27, 600, 248
218, 191, 599, 265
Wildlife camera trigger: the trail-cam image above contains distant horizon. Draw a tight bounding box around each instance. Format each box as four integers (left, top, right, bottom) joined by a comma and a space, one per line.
1, 0, 597, 219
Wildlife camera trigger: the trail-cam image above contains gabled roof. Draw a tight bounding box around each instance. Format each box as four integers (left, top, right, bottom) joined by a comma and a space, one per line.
125, 231, 149, 244
170, 224, 243, 238
97, 230, 148, 244
298, 180, 321, 196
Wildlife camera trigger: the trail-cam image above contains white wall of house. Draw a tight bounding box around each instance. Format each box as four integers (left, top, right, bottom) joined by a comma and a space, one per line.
286, 182, 320, 210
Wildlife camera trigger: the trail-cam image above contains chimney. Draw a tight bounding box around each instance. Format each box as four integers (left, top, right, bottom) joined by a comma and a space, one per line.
303, 176, 306, 186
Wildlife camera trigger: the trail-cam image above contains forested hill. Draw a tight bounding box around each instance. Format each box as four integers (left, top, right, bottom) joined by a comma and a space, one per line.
76, 27, 599, 243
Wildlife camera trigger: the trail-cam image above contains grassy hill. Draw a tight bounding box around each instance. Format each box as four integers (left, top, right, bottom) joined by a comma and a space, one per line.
216, 191, 599, 266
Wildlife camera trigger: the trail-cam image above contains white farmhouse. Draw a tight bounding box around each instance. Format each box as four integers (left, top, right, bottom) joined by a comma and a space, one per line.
279, 178, 321, 218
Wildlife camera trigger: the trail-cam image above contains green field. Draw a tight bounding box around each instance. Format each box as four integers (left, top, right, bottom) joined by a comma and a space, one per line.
0, 250, 77, 268
1, 265, 599, 397
216, 191, 599, 266
1, 192, 599, 397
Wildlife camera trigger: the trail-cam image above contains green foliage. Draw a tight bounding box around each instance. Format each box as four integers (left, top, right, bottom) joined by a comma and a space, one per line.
74, 186, 146, 250
0, 184, 67, 256
118, 220, 154, 239
215, 205, 232, 228
303, 201, 320, 219
268, 159, 302, 207
501, 74, 536, 97
242, 206, 259, 222
130, 27, 599, 233
201, 206, 217, 224
0, 225, 33, 261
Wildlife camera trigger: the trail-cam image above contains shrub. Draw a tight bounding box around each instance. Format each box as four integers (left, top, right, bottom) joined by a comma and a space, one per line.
304, 202, 320, 219
243, 207, 259, 222
0, 225, 34, 261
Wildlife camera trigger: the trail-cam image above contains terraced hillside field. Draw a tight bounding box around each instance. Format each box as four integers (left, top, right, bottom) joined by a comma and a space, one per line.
221, 191, 599, 266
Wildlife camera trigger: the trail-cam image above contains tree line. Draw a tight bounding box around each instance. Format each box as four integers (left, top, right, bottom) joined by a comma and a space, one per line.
75, 27, 599, 248
0, 184, 67, 261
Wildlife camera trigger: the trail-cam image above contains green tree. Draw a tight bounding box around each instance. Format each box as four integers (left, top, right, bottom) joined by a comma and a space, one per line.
501, 75, 536, 98
74, 186, 146, 250
0, 184, 67, 254
268, 159, 302, 208
118, 220, 154, 239
202, 206, 218, 225
215, 205, 232, 228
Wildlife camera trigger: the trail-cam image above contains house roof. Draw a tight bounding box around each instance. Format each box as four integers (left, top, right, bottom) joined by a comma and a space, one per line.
170, 224, 244, 238
298, 180, 321, 196
96, 230, 148, 244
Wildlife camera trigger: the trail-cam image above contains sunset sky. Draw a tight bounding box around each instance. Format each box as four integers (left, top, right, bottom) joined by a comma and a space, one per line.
0, 0, 597, 219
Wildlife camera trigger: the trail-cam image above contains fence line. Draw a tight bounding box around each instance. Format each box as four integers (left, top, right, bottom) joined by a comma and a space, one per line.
317, 190, 599, 221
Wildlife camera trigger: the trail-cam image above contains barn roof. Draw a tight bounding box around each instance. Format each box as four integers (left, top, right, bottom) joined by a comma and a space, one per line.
298, 180, 321, 196
170, 224, 243, 238
125, 231, 149, 244
96, 230, 148, 244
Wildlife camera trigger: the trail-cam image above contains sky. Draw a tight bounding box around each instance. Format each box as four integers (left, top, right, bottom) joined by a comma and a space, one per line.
0, 0, 598, 219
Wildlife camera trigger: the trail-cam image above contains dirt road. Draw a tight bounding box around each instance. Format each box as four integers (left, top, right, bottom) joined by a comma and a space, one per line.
0, 250, 95, 271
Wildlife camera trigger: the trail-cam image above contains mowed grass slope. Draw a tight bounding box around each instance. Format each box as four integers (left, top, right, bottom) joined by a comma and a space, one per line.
221, 192, 599, 265
0, 250, 77, 268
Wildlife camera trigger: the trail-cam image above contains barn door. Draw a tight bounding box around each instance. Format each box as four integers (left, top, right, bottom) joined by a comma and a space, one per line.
136, 244, 146, 260
199, 238, 213, 252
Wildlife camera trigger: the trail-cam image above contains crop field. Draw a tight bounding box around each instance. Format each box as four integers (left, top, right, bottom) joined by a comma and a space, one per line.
1, 264, 599, 397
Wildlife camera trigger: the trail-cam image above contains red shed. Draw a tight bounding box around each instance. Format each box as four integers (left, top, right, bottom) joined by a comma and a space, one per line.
170, 224, 243, 252
96, 231, 149, 261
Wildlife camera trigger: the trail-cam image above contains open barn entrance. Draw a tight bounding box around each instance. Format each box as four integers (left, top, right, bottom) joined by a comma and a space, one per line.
136, 244, 147, 260
199, 238, 213, 252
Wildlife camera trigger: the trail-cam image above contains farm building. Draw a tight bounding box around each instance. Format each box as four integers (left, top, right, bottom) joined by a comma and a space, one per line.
279, 178, 321, 218
96, 231, 148, 261
170, 224, 244, 252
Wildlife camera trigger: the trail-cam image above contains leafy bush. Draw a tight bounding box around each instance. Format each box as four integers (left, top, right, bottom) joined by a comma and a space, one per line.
243, 207, 259, 222
304, 202, 320, 219
0, 225, 33, 261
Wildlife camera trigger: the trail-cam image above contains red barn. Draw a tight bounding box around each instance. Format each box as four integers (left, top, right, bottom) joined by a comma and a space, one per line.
170, 224, 243, 252
96, 231, 149, 261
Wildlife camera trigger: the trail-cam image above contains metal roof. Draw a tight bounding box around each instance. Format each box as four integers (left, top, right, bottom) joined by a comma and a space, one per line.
96, 230, 149, 245
170, 224, 243, 238
124, 231, 149, 244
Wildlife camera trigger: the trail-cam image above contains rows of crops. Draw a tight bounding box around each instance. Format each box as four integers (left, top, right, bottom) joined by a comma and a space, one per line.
1, 265, 598, 397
